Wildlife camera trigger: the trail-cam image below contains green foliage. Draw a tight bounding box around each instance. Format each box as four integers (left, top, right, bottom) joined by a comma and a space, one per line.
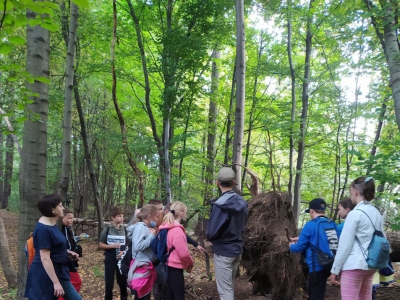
1, 0, 399, 234
72, 0, 89, 9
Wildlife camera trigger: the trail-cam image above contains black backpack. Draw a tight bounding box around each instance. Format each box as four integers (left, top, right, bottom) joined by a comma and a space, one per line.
118, 241, 132, 277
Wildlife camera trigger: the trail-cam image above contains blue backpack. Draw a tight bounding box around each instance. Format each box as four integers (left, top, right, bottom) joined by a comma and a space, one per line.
356, 209, 390, 270
151, 229, 175, 264
311, 218, 339, 271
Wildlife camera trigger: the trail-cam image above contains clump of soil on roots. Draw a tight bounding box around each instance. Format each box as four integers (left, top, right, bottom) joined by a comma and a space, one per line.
241, 192, 305, 300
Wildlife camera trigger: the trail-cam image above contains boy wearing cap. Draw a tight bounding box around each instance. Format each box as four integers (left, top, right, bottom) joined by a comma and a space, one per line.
289, 198, 339, 300
206, 167, 248, 300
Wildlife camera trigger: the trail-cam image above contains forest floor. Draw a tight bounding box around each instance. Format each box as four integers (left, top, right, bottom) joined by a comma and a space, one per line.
0, 209, 399, 300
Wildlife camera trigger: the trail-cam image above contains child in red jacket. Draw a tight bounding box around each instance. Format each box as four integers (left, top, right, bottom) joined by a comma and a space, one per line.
158, 201, 193, 300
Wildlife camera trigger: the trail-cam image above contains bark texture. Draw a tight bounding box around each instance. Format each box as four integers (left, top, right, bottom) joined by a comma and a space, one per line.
233, 0, 246, 193
57, 2, 79, 200
112, 0, 145, 207
17, 7, 50, 297
293, 0, 315, 222
2, 134, 14, 209
0, 210, 17, 288
378, 0, 400, 131
287, 0, 296, 205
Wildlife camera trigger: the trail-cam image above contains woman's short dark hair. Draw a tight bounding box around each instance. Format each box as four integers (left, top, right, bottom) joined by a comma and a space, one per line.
37, 194, 62, 217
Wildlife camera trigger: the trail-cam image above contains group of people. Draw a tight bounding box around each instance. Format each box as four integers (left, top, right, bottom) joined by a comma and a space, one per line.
23, 172, 391, 300
289, 176, 393, 300
23, 167, 249, 300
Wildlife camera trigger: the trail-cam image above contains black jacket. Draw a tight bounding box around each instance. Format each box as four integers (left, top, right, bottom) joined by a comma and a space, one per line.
60, 225, 78, 271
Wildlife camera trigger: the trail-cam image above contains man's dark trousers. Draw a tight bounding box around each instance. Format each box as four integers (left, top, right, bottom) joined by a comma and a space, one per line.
308, 269, 330, 300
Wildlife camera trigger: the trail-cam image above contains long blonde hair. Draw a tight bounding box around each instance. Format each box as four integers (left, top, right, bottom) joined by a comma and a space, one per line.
162, 201, 187, 225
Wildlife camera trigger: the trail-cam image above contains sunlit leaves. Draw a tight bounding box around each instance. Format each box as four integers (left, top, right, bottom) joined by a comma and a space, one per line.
0, 44, 13, 55
72, 0, 89, 9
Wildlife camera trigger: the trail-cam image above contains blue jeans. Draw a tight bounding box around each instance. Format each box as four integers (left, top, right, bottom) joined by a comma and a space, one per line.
60, 280, 82, 300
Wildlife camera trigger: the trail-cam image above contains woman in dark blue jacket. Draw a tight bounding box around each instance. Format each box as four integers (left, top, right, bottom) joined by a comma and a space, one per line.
24, 194, 81, 300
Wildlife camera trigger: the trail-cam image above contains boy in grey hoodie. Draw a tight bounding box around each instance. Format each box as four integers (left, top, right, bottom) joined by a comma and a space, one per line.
99, 207, 129, 300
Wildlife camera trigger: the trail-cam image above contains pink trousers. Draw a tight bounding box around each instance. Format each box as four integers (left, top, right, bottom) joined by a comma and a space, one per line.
340, 269, 376, 300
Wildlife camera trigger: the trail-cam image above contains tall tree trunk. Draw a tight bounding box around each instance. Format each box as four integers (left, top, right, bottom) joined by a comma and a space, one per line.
0, 132, 4, 206
17, 6, 50, 297
164, 110, 172, 203
366, 100, 387, 175
287, 0, 296, 205
178, 99, 193, 189
72, 131, 80, 216
233, 0, 246, 193
57, 2, 79, 201
377, 0, 400, 131
0, 108, 22, 154
224, 66, 236, 165
293, 0, 315, 222
111, 0, 145, 207
74, 76, 104, 238
2, 134, 14, 209
330, 122, 341, 219
204, 50, 220, 201
0, 210, 17, 288
125, 0, 165, 199
161, 0, 177, 203
242, 40, 263, 190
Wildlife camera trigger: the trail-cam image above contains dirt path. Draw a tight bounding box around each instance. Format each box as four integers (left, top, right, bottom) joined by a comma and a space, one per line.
0, 209, 399, 300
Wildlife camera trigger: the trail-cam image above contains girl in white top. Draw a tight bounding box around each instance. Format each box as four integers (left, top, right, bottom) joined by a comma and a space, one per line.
329, 176, 385, 300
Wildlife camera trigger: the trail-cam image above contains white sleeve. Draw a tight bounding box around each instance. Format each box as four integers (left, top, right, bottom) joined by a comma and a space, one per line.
331, 211, 359, 275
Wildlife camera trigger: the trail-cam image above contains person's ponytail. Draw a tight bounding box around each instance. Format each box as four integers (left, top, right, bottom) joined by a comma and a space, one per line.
363, 177, 375, 201
351, 176, 375, 201
162, 201, 187, 225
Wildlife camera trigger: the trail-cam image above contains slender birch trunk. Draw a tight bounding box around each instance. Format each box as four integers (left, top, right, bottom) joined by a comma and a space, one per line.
378, 0, 400, 131
293, 0, 315, 222
205, 50, 220, 200
224, 66, 236, 165
233, 0, 246, 193
287, 0, 296, 205
57, 2, 79, 200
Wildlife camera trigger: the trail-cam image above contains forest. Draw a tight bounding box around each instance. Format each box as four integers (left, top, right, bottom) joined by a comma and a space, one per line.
1, 0, 400, 299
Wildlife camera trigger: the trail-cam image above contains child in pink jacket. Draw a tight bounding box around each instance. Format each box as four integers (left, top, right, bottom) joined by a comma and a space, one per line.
158, 201, 193, 300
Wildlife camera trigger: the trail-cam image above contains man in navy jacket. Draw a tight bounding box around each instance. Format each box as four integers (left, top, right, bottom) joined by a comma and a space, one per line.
206, 167, 248, 300
289, 198, 339, 300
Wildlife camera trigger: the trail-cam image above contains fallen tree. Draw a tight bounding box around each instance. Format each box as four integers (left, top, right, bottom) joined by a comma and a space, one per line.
387, 231, 400, 262
241, 192, 304, 300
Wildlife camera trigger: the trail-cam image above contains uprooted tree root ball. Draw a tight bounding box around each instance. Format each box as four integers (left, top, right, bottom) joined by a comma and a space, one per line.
241, 192, 304, 300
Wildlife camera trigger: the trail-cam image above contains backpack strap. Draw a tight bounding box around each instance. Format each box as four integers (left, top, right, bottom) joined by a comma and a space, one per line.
354, 208, 381, 259
310, 217, 327, 272
314, 217, 331, 250
355, 208, 378, 231
106, 226, 110, 239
